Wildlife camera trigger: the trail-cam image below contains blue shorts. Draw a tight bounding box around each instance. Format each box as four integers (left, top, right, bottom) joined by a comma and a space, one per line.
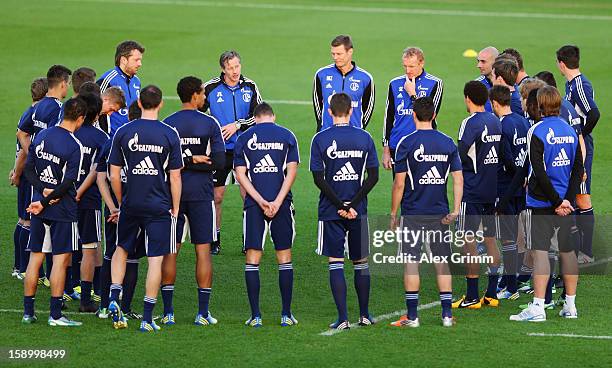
456, 202, 496, 237
398, 216, 452, 259
103, 218, 145, 261
78, 209, 102, 246
17, 179, 31, 220
495, 197, 525, 241
117, 213, 177, 257
177, 200, 216, 245
28, 216, 79, 255
243, 201, 295, 251
580, 134, 593, 195
316, 217, 370, 261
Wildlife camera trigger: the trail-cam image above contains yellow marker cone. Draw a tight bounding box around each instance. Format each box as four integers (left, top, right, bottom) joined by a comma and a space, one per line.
463, 49, 478, 58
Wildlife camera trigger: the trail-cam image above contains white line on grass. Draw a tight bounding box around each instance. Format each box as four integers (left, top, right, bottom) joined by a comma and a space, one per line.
164, 96, 310, 105
319, 301, 440, 336
528, 333, 612, 340
69, 0, 612, 21
0, 309, 83, 315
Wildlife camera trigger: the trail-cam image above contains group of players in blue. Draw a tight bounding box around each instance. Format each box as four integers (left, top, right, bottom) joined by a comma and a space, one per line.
11, 36, 599, 331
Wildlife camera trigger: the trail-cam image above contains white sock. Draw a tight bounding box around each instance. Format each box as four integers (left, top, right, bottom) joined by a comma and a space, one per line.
565, 294, 576, 308
533, 297, 545, 309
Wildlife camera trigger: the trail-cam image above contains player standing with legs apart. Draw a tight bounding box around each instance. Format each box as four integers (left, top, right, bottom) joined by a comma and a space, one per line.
12, 77, 48, 281
310, 93, 379, 330
452, 81, 502, 309
95, 102, 144, 320
556, 45, 600, 264
233, 102, 300, 328
97, 40, 144, 136
388, 97, 463, 328
22, 97, 86, 326
202, 50, 262, 255
510, 86, 583, 322
161, 77, 226, 326
489, 85, 530, 300
72, 92, 109, 313
382, 47, 443, 176
312, 34, 375, 132
107, 85, 183, 332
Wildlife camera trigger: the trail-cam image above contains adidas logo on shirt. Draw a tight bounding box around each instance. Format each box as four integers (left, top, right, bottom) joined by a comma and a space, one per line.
132, 156, 159, 176
333, 162, 359, 181
552, 148, 570, 167
484, 146, 498, 164
419, 166, 445, 185
253, 154, 278, 173
39, 165, 57, 185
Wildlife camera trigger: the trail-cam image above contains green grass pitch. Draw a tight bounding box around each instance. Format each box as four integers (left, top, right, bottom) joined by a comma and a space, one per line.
0, 0, 610, 366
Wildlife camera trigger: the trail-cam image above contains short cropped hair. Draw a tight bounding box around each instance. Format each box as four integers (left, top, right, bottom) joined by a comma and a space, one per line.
329, 93, 352, 117
177, 76, 203, 103
489, 85, 512, 107
47, 65, 72, 89
31, 77, 48, 102
537, 86, 561, 117
254, 102, 274, 117
139, 85, 162, 110
556, 45, 579, 69
493, 58, 519, 86
463, 81, 489, 106
79, 92, 103, 125
219, 50, 241, 69
103, 86, 126, 109
501, 48, 524, 71
519, 78, 546, 100
115, 40, 145, 67
331, 35, 353, 50
534, 71, 557, 88
62, 97, 88, 121
72, 67, 96, 94
526, 89, 540, 122
412, 96, 435, 122
79, 81, 101, 96
402, 47, 424, 62
128, 101, 141, 121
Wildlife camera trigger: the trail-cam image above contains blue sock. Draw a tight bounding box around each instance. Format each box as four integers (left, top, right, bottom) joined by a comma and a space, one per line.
405, 291, 419, 320
100, 259, 111, 309
502, 242, 518, 293
24, 295, 35, 316
93, 266, 101, 296
161, 284, 174, 315
440, 292, 452, 318
466, 277, 479, 300
19, 226, 30, 273
14, 224, 21, 270
545, 275, 554, 304
329, 261, 348, 322
485, 266, 499, 298
354, 262, 370, 317
71, 252, 81, 289
143, 296, 156, 323
121, 261, 139, 312
50, 296, 63, 320
577, 208, 594, 257
278, 262, 293, 316
64, 266, 73, 294
109, 283, 122, 303
81, 281, 92, 304
198, 288, 211, 316
45, 253, 52, 279
245, 264, 261, 318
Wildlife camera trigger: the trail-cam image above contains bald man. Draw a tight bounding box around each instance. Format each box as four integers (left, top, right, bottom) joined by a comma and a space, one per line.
475, 46, 499, 112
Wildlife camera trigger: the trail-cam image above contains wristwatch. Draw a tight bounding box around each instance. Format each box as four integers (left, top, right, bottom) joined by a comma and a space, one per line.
410, 94, 417, 101
235, 121, 242, 129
